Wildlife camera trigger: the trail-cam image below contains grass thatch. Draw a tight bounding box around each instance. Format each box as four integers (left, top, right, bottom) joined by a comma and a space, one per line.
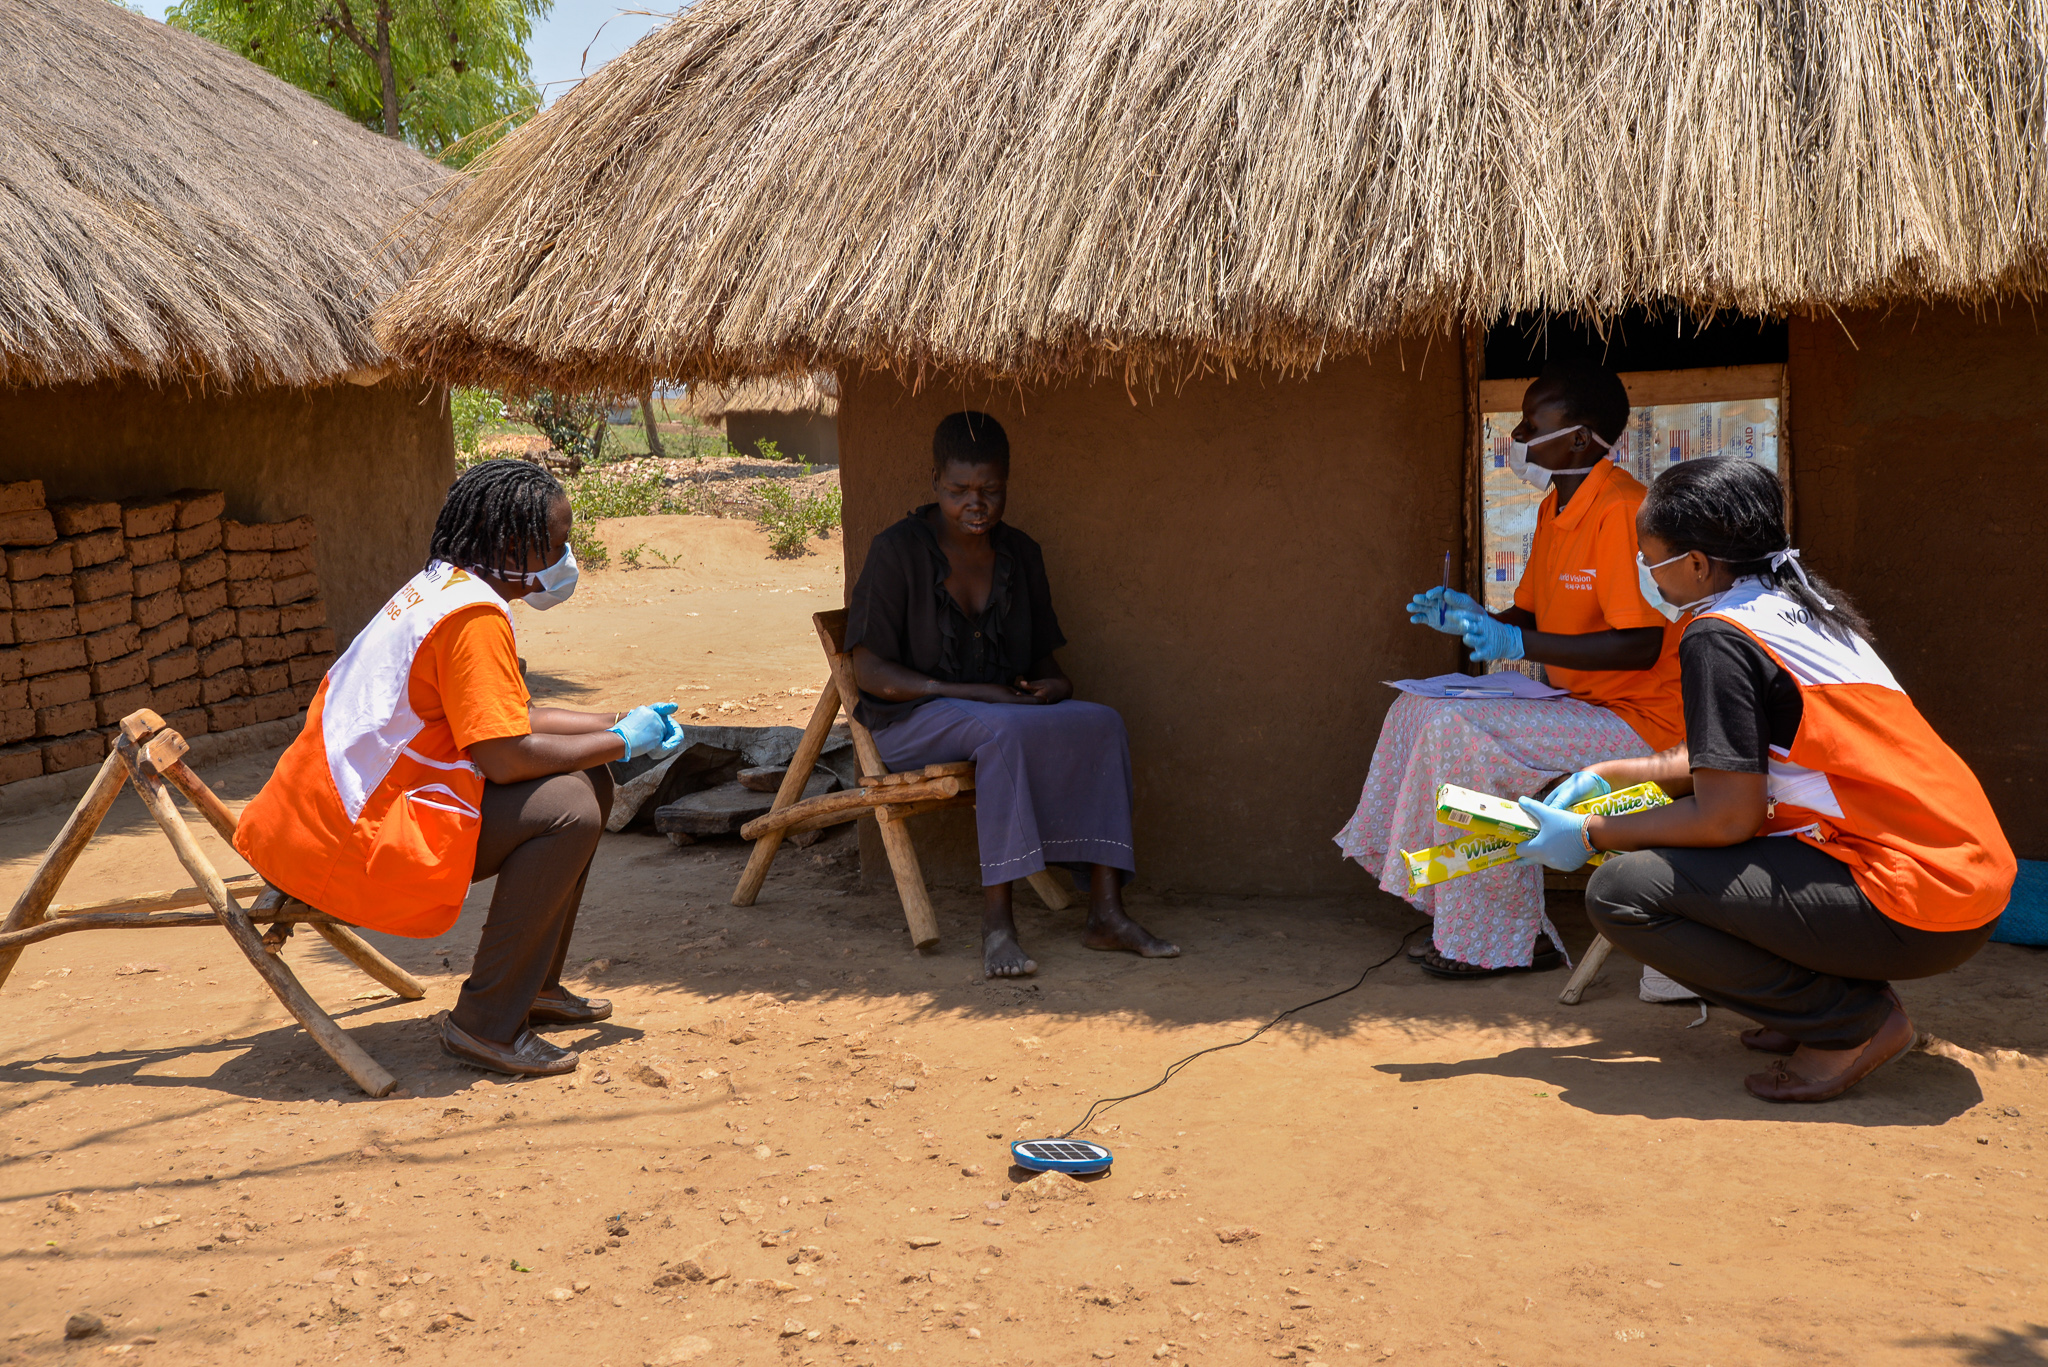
0, 0, 446, 390
678, 373, 840, 420
378, 0, 2048, 392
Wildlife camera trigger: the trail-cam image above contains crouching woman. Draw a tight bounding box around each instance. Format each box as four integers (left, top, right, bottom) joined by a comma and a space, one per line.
1516, 457, 2015, 1103
847, 412, 1179, 979
234, 460, 687, 1078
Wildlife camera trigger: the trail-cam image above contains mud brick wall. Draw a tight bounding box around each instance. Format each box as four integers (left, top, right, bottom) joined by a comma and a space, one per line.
0, 481, 336, 785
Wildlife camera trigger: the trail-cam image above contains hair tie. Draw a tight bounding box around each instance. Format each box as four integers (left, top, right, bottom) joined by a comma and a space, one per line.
1768, 548, 1834, 610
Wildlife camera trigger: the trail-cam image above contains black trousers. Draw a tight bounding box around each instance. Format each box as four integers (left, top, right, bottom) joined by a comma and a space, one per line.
1585, 839, 1992, 1049
448, 765, 614, 1043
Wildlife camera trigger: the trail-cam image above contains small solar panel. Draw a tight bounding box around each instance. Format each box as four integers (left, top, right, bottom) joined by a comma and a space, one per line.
1010, 1137, 1112, 1174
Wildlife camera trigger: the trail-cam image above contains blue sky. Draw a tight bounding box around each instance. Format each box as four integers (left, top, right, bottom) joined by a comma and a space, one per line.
134, 1, 676, 106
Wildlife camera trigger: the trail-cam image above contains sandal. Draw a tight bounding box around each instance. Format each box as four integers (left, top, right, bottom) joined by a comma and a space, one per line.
1419, 934, 1562, 979
1744, 1005, 1914, 1103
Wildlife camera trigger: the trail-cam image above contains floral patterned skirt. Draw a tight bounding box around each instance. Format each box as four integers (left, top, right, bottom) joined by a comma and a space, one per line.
1333, 693, 1652, 968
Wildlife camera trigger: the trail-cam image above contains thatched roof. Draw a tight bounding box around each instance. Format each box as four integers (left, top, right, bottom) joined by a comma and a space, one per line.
378, 0, 2048, 391
680, 373, 840, 420
0, 0, 446, 390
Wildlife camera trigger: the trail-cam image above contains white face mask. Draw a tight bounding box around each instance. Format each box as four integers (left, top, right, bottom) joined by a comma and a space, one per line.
1507, 425, 1612, 492
511, 544, 579, 610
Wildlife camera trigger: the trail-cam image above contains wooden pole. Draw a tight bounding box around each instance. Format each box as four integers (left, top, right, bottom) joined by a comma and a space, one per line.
737, 775, 964, 842
0, 748, 130, 991
731, 683, 842, 907
50, 873, 267, 917
1022, 870, 1072, 913
0, 906, 335, 953
161, 759, 242, 845
1557, 934, 1615, 1005
115, 737, 397, 1097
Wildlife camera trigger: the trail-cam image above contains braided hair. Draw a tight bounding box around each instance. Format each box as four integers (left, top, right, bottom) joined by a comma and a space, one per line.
426, 459, 565, 578
1639, 456, 1872, 644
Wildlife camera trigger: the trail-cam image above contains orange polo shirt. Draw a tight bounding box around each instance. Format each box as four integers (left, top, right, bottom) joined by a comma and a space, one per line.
1511, 459, 1685, 750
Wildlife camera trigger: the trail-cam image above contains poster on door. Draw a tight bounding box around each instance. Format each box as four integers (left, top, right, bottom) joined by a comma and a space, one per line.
1478, 397, 1781, 612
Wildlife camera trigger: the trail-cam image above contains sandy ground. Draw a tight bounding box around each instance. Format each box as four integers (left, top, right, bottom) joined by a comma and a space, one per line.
3, 516, 2047, 1367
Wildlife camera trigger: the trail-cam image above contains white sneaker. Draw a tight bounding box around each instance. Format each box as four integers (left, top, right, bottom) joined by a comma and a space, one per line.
1639, 966, 1699, 1003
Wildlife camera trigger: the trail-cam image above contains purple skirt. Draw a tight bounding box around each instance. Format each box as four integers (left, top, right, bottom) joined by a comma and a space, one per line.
872, 698, 1135, 885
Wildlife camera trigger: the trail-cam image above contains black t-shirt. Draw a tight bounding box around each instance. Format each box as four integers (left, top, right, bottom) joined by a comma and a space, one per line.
844, 508, 1067, 730
1679, 617, 1804, 773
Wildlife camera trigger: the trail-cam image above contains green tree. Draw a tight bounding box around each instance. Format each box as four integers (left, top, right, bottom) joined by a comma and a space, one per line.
167, 0, 549, 163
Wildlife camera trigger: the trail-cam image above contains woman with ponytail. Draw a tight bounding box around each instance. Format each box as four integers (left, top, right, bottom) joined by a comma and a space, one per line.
1516, 457, 2015, 1103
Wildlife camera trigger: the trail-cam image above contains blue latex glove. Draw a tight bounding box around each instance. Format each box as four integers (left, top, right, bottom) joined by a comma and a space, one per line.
1406, 586, 1485, 635
1515, 795, 1593, 872
610, 702, 685, 761
1547, 770, 1612, 810
1448, 610, 1526, 662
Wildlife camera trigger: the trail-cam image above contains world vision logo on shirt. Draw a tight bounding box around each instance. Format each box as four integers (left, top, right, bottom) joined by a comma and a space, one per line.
1557, 568, 1599, 592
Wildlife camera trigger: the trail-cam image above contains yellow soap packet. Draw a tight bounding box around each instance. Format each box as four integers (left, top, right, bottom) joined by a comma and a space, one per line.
1403, 781, 1672, 891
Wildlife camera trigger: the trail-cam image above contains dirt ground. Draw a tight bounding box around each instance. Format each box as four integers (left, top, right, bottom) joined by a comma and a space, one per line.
3, 516, 2047, 1367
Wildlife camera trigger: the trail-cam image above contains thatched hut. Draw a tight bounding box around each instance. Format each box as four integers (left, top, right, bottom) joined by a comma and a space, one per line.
0, 0, 454, 642
683, 374, 841, 465
378, 0, 2048, 891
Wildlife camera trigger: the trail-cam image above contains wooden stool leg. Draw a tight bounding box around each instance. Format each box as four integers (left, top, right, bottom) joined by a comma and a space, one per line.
312, 923, 427, 1000
873, 811, 941, 949
1023, 870, 1072, 912
0, 748, 130, 991
733, 684, 842, 907
1558, 934, 1615, 1005
118, 740, 398, 1097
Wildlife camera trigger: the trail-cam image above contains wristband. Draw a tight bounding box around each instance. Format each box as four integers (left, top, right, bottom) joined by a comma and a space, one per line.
1580, 818, 1597, 857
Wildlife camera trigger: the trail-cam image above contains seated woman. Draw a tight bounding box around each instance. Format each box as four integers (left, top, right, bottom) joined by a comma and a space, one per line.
846, 411, 1178, 979
1519, 457, 2015, 1103
1335, 359, 1686, 981
234, 460, 687, 1078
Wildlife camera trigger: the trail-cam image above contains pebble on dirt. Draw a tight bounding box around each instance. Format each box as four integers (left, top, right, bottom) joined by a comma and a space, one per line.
64, 1312, 104, 1340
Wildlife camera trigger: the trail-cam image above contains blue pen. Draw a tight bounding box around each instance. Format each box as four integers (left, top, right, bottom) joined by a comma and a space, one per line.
1438, 550, 1451, 626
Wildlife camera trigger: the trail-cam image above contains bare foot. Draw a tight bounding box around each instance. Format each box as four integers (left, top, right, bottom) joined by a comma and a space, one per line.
984, 928, 1039, 978
1081, 907, 1180, 958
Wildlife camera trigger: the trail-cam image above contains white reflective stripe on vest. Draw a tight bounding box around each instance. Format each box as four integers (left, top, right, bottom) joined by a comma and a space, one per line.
321, 560, 510, 821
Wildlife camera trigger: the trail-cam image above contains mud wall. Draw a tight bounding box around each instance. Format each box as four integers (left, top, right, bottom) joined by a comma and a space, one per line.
1789, 310, 2045, 858
0, 377, 455, 643
839, 354, 1467, 895
727, 411, 840, 466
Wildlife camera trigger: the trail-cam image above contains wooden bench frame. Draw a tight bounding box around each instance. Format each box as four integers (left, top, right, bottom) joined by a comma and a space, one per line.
729, 610, 1070, 947
0, 709, 425, 1096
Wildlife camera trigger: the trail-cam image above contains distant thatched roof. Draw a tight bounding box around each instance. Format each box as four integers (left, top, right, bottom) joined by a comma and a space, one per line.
680, 373, 839, 420
0, 0, 445, 390
379, 0, 2048, 391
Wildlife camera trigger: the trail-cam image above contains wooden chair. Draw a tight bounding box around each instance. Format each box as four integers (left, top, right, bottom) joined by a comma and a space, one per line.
730, 610, 1070, 947
0, 709, 425, 1096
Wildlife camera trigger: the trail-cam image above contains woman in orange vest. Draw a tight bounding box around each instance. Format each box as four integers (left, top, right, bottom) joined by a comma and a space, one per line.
235, 460, 686, 1078
1518, 457, 2015, 1103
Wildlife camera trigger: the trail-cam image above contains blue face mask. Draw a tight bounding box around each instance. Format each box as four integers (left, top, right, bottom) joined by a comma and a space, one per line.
513, 544, 579, 610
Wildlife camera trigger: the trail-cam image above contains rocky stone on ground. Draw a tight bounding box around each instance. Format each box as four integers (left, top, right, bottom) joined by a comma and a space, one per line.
607, 723, 856, 831
654, 771, 835, 837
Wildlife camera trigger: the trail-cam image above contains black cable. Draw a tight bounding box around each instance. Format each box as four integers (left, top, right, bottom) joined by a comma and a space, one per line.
1054, 924, 1426, 1140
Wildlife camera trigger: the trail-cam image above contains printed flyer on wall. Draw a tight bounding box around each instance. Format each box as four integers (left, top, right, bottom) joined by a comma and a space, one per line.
1478, 397, 1781, 612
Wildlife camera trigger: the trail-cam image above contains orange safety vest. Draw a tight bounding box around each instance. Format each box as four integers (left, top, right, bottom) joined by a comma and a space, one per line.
234, 562, 511, 937
1693, 581, 2015, 932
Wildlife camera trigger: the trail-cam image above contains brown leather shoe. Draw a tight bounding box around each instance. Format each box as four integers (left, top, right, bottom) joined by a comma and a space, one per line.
526, 991, 613, 1027
441, 1020, 579, 1077
1743, 1005, 1913, 1103
1741, 1027, 1799, 1055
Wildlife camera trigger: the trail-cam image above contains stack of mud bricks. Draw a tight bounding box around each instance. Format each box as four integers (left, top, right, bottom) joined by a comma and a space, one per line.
0, 481, 337, 786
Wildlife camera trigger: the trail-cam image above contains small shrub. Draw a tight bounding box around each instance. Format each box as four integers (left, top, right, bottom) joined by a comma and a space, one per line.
451, 387, 506, 457
754, 481, 843, 557
753, 438, 785, 463
567, 468, 667, 521
619, 542, 648, 570
569, 520, 610, 571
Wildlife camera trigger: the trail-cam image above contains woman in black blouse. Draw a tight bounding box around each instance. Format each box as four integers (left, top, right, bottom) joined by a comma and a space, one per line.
846, 412, 1179, 978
